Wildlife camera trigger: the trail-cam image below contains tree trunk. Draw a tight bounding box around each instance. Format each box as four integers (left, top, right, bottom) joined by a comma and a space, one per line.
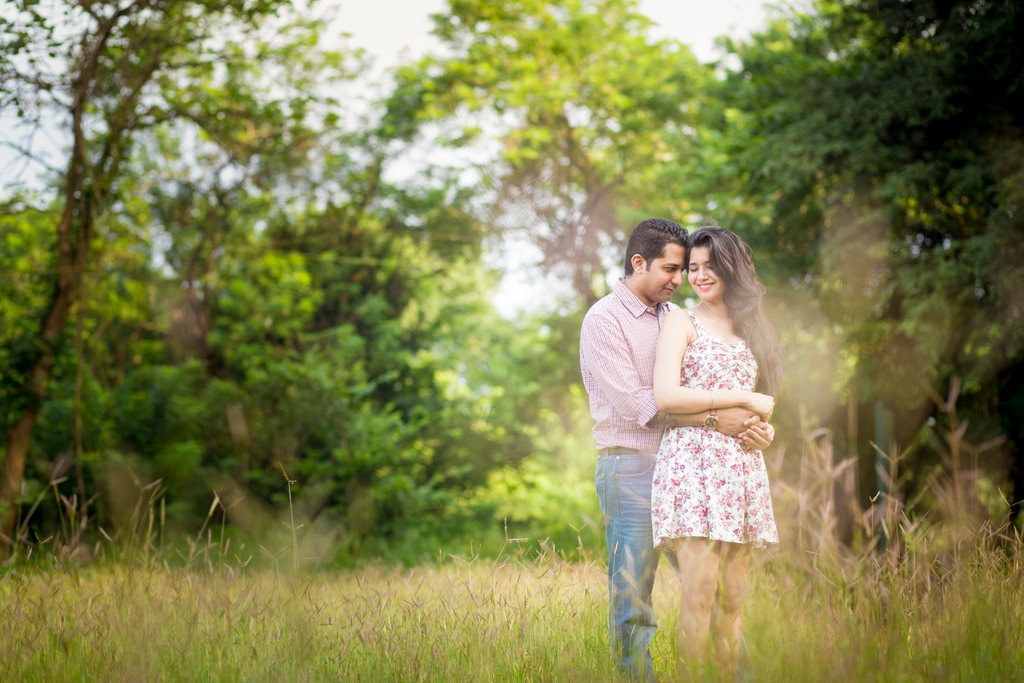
0, 82, 92, 558
0, 3, 151, 557
998, 357, 1024, 514
0, 241, 88, 556
0, 407, 41, 552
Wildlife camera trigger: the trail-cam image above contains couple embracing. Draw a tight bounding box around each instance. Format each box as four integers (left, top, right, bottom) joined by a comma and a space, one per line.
580, 218, 782, 680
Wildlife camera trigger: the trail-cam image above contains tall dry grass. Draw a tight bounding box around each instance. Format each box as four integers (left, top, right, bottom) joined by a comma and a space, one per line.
744, 384, 1024, 682
0, 530, 1020, 682
1, 386, 1022, 681
0, 552, 617, 682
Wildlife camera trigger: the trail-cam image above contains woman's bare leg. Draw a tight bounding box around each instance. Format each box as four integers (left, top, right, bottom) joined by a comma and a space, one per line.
710, 541, 751, 670
671, 537, 719, 678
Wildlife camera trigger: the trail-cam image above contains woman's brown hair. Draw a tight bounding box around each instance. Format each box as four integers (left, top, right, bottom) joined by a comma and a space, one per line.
688, 226, 783, 398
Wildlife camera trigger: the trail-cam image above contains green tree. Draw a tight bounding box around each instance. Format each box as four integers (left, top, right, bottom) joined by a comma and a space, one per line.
698, 0, 1024, 503
392, 0, 705, 307
0, 0, 332, 556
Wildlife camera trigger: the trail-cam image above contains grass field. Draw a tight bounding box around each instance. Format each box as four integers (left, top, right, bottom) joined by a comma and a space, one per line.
3, 417, 1022, 681
1, 533, 1022, 682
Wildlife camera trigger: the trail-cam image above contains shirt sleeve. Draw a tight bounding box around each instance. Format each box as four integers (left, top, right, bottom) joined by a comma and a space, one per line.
580, 312, 660, 429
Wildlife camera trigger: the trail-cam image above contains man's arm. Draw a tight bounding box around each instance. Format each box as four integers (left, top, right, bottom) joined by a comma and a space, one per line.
648, 406, 755, 434
646, 411, 704, 429
580, 314, 660, 428
647, 407, 775, 448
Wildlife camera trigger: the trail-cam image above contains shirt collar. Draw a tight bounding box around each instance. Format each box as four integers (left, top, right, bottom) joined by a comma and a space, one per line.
613, 277, 664, 319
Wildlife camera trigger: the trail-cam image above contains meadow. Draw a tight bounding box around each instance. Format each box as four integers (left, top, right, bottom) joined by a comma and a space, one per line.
2, 431, 1022, 682
3, 1, 1022, 680
1, 534, 1021, 682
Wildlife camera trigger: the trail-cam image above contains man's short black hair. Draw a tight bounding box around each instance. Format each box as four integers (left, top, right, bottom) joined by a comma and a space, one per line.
623, 218, 689, 277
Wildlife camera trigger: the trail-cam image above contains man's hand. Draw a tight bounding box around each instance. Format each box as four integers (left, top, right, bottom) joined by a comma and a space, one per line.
714, 408, 775, 449
715, 407, 759, 438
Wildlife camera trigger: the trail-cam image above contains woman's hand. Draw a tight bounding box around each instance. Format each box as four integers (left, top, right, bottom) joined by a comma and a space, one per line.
740, 421, 775, 451
744, 392, 775, 421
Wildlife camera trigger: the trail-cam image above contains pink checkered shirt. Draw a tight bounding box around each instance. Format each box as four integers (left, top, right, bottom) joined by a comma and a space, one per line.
580, 278, 678, 454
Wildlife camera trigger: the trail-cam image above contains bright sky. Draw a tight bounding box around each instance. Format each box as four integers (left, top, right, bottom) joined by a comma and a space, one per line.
334, 0, 770, 67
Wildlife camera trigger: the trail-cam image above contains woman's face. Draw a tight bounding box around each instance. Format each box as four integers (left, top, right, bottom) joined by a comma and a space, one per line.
688, 246, 725, 303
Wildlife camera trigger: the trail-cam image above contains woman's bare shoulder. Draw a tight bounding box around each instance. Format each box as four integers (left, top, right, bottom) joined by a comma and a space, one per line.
661, 307, 698, 340
664, 307, 693, 322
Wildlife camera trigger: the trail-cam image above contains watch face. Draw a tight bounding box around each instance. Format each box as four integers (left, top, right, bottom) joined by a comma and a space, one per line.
704, 414, 719, 430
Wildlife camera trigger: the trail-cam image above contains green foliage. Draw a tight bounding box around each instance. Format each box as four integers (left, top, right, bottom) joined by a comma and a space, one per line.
397, 0, 707, 305
709, 0, 1024, 399
650, 0, 1024, 501
4, 0, 1024, 567
0, 0, 583, 564
0, 205, 56, 424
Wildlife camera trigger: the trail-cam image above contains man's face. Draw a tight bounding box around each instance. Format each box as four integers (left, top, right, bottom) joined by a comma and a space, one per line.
630, 243, 685, 307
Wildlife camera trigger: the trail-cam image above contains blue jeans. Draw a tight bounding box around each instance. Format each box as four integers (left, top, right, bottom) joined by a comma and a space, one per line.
595, 448, 671, 682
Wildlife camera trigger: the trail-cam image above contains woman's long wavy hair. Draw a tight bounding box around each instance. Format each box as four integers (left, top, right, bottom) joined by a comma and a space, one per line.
688, 226, 783, 398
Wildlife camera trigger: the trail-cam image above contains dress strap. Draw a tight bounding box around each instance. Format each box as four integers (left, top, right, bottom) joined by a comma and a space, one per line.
685, 309, 706, 337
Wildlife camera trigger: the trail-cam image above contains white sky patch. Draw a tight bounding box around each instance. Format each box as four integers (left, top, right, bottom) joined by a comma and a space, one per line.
638, 0, 769, 63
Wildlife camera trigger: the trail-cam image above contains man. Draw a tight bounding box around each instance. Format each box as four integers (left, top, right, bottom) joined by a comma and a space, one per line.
580, 218, 774, 681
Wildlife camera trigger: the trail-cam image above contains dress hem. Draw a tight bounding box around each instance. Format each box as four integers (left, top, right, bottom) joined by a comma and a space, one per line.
654, 533, 779, 551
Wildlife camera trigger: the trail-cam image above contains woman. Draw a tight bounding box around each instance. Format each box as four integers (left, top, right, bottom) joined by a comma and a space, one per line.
650, 225, 782, 676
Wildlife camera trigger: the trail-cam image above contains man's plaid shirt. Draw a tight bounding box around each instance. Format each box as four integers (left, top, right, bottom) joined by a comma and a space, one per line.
580, 278, 678, 454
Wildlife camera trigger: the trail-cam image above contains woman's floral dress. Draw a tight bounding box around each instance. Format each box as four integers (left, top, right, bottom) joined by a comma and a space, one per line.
651, 310, 778, 549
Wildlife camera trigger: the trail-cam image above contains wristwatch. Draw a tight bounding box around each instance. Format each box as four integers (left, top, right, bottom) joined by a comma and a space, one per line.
703, 410, 719, 431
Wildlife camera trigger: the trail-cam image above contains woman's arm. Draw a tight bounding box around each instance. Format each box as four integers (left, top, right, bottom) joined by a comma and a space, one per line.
652, 310, 774, 417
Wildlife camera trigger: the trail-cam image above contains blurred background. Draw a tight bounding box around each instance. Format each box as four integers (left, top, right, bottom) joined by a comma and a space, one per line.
1, 0, 1021, 566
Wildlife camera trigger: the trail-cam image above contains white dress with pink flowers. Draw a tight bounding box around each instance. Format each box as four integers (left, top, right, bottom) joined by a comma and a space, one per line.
651, 310, 779, 549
